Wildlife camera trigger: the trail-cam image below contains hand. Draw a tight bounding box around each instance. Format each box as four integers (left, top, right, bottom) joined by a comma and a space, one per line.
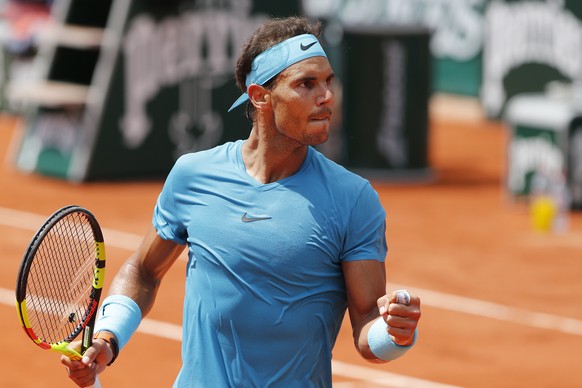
376, 290, 421, 346
60, 339, 113, 387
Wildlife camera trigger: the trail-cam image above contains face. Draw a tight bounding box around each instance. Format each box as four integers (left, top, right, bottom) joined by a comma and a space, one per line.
266, 56, 335, 146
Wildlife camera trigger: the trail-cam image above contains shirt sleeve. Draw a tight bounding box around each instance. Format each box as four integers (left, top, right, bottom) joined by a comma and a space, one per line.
152, 156, 189, 245
341, 182, 387, 263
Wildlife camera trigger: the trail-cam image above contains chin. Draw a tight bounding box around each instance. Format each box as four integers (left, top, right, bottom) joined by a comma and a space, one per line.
308, 133, 330, 146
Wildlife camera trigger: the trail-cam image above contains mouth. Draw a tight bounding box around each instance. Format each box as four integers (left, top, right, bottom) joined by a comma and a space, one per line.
310, 110, 332, 122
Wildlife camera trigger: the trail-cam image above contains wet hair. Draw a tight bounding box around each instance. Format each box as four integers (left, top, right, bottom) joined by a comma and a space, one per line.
234, 16, 323, 120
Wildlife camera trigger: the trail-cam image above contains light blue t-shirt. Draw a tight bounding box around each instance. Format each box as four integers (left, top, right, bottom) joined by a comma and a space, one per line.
153, 140, 387, 387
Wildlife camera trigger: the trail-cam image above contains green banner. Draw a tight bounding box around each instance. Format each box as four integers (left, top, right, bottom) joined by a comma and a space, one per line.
302, 0, 487, 97
482, 0, 582, 118
508, 124, 565, 196
87, 0, 301, 180
14, 0, 302, 181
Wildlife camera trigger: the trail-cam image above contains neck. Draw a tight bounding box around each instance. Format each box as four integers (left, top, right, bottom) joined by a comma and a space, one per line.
241, 126, 308, 184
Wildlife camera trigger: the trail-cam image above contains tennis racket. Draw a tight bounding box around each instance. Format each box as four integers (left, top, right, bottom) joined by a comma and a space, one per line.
15, 205, 106, 388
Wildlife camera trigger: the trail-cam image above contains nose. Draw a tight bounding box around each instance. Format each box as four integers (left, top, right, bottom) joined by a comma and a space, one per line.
317, 84, 334, 106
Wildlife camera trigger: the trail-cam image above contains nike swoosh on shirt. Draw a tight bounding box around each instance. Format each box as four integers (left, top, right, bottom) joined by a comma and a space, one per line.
241, 212, 272, 223
300, 41, 317, 51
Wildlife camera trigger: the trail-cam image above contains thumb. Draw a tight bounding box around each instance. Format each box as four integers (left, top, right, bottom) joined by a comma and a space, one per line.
376, 294, 390, 316
81, 344, 101, 366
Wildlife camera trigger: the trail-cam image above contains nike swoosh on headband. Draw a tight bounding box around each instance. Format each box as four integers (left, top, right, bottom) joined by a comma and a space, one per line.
300, 41, 317, 51
228, 34, 328, 112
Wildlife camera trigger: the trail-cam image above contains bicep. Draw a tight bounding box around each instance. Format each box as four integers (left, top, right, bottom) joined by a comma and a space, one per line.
135, 225, 185, 280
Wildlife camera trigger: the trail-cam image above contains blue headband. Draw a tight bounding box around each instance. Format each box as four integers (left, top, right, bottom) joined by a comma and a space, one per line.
228, 34, 328, 112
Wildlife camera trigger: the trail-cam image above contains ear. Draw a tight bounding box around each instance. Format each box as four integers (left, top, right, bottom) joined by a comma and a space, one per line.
247, 84, 270, 110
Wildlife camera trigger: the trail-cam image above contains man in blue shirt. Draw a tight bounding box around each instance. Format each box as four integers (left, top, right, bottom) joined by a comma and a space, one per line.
63, 16, 421, 387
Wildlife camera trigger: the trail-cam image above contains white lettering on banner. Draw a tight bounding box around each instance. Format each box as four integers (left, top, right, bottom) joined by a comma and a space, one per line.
302, 0, 485, 61
377, 41, 407, 167
428, 0, 484, 61
483, 1, 582, 117
508, 135, 563, 193
121, 15, 155, 149
120, 3, 267, 150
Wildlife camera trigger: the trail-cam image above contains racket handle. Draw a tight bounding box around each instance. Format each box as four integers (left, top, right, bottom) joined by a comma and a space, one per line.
89, 376, 102, 388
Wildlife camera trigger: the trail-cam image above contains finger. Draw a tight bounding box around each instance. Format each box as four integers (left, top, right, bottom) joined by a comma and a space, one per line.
386, 313, 414, 330
388, 300, 421, 323
60, 354, 84, 369
387, 290, 413, 319
60, 354, 74, 367
385, 313, 416, 345
66, 361, 97, 387
81, 344, 101, 365
388, 326, 415, 346
387, 322, 411, 336
78, 373, 99, 388
376, 294, 390, 316
89, 338, 115, 372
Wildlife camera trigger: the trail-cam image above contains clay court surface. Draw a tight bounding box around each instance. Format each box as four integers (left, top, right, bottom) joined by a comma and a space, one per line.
1, 105, 581, 387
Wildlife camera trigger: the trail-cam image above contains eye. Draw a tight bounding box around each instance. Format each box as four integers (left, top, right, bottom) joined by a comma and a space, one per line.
326, 75, 335, 86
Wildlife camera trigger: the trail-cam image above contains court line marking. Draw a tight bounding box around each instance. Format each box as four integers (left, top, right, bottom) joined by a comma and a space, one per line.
2, 206, 582, 337
2, 207, 460, 387
4, 207, 582, 385
396, 284, 582, 337
332, 361, 460, 388
0, 206, 143, 251
3, 290, 456, 388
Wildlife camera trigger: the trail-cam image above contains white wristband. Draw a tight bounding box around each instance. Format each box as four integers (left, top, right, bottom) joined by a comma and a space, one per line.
367, 317, 417, 361
94, 295, 142, 350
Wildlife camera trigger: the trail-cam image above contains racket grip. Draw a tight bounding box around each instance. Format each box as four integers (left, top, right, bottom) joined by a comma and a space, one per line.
88, 376, 102, 388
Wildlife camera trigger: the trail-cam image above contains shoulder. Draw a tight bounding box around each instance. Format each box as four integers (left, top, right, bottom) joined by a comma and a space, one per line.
309, 147, 371, 189
171, 141, 240, 173
176, 141, 239, 164
306, 148, 381, 209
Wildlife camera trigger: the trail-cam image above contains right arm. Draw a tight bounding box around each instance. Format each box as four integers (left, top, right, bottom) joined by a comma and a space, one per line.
61, 225, 185, 386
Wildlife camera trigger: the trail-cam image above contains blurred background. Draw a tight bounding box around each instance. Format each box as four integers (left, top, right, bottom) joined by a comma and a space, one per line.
2, 0, 581, 212
1, 0, 581, 387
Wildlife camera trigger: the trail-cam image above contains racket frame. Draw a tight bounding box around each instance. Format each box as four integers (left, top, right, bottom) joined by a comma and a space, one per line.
15, 205, 106, 360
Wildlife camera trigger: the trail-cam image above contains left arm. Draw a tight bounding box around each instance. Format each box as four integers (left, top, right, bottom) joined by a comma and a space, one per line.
343, 260, 421, 363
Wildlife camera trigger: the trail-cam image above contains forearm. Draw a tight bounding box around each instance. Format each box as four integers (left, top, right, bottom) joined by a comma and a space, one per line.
95, 227, 184, 353
108, 225, 184, 316
356, 316, 388, 363
108, 257, 160, 317
91, 257, 158, 357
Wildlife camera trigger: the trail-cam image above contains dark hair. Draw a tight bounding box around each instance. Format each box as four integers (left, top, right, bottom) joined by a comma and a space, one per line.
234, 16, 323, 120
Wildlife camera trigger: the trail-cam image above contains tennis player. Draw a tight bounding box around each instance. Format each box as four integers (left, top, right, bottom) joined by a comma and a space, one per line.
62, 16, 421, 387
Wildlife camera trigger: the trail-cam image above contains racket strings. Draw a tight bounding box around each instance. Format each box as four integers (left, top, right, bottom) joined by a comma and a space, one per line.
25, 212, 97, 344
